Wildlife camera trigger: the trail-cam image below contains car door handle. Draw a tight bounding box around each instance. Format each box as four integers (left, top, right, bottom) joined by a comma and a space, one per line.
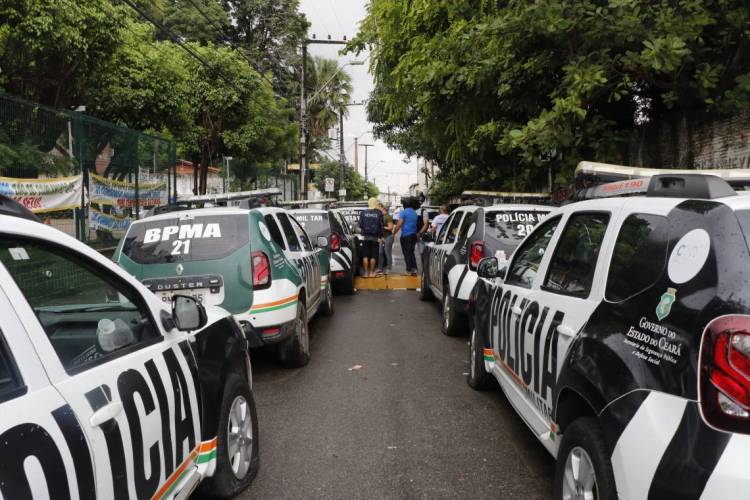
556, 324, 576, 337
511, 306, 523, 316
90, 401, 123, 428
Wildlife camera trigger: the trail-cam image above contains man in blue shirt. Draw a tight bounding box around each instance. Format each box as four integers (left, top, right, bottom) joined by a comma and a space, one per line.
392, 198, 419, 275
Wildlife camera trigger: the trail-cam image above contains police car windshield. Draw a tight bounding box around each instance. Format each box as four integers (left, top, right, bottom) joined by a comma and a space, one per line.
121, 214, 249, 264
292, 212, 330, 239
484, 209, 550, 255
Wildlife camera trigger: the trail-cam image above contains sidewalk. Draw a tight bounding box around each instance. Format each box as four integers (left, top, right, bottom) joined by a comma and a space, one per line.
354, 237, 423, 290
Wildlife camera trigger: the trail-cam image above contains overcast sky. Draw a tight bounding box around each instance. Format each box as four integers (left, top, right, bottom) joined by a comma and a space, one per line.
299, 0, 420, 196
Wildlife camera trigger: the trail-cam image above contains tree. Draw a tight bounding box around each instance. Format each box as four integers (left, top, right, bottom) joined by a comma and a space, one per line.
183, 43, 297, 193
0, 0, 125, 108
351, 0, 750, 196
312, 160, 378, 201
160, 0, 229, 45
223, 0, 309, 95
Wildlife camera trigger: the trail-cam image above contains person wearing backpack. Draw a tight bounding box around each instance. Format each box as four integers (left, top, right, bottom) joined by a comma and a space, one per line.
358, 197, 384, 278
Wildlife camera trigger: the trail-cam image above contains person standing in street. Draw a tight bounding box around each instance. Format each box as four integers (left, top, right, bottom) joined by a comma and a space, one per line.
358, 197, 384, 278
431, 205, 450, 237
376, 202, 394, 275
392, 198, 419, 276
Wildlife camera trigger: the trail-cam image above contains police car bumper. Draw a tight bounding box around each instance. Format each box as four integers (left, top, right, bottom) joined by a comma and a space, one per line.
240, 318, 296, 347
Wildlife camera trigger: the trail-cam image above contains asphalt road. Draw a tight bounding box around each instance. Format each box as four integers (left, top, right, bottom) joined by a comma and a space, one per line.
240, 289, 554, 499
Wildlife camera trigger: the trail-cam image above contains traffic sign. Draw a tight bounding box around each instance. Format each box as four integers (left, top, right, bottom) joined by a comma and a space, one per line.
325, 177, 335, 192
338, 188, 347, 196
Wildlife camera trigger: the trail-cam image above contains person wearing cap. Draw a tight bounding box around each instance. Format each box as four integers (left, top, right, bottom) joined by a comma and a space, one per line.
358, 197, 384, 278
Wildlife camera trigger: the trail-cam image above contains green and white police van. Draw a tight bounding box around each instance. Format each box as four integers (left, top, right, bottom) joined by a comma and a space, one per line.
114, 206, 333, 367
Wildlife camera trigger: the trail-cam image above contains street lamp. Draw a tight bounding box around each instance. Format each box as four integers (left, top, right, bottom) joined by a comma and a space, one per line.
300, 59, 364, 200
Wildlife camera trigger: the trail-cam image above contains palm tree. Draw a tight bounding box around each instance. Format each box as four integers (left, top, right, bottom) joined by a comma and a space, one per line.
305, 56, 353, 139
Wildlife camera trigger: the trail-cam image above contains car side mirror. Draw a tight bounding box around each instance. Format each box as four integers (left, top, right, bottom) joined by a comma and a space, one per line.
172, 295, 207, 331
477, 257, 504, 280
316, 236, 329, 248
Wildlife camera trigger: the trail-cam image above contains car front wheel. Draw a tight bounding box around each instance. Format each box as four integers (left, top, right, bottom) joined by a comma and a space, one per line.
441, 285, 463, 336
200, 375, 259, 498
553, 417, 617, 500
419, 267, 433, 301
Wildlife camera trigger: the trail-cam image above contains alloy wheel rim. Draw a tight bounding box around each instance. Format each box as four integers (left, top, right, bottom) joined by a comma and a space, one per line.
562, 446, 598, 500
443, 293, 450, 328
299, 309, 309, 353
227, 395, 254, 479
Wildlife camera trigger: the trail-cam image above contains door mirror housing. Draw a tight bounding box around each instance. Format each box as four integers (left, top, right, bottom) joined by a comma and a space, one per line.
316, 236, 329, 248
477, 257, 505, 280
172, 295, 207, 331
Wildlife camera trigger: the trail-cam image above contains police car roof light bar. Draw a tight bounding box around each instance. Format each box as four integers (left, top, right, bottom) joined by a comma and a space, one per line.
177, 188, 282, 204
576, 161, 750, 189
581, 174, 736, 200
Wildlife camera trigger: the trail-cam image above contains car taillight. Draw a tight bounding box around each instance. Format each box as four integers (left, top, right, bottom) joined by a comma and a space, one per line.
330, 232, 341, 252
469, 241, 485, 270
700, 315, 750, 433
252, 251, 271, 289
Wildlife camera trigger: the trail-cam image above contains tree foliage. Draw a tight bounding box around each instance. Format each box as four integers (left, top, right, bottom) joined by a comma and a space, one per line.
312, 160, 379, 201
351, 0, 750, 198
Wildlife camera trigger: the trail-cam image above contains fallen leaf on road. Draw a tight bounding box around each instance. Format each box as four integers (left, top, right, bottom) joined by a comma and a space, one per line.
391, 362, 399, 366
387, 446, 397, 450
348, 364, 363, 371
462, 372, 469, 376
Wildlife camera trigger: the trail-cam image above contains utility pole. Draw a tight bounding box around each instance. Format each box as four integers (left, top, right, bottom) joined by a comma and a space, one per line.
300, 42, 308, 200
300, 37, 349, 200
354, 137, 359, 173
339, 111, 345, 201
360, 143, 374, 185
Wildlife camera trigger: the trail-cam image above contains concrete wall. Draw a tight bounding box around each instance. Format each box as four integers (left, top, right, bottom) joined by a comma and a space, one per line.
629, 107, 750, 170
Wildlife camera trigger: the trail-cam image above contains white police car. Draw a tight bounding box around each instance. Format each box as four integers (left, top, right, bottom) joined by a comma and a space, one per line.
420, 203, 549, 336
0, 201, 258, 499
468, 174, 750, 499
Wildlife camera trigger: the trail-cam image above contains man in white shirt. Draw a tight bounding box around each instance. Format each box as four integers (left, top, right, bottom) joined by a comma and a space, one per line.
431, 205, 450, 237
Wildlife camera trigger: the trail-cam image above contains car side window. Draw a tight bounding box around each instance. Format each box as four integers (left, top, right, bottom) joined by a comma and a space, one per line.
606, 213, 669, 302
543, 213, 610, 298
506, 216, 561, 289
276, 213, 302, 252
444, 213, 464, 245
456, 210, 476, 241
436, 213, 455, 244
290, 217, 313, 251
0, 238, 160, 374
0, 332, 25, 403
264, 214, 286, 250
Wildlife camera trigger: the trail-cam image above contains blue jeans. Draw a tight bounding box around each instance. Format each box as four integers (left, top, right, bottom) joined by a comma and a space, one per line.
378, 235, 393, 272
401, 234, 418, 272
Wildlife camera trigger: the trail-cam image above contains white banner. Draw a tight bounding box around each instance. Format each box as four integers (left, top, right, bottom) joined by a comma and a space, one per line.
90, 173, 166, 208
0, 175, 83, 213
89, 208, 132, 234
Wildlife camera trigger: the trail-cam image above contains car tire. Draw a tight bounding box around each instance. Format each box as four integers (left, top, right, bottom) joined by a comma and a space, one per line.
279, 302, 310, 368
419, 266, 433, 301
553, 417, 617, 500
200, 375, 259, 498
467, 327, 497, 390
319, 276, 335, 316
441, 284, 463, 336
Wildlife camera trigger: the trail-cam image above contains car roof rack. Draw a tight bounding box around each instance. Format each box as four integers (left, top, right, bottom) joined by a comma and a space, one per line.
280, 199, 337, 209
578, 174, 736, 200
0, 195, 41, 222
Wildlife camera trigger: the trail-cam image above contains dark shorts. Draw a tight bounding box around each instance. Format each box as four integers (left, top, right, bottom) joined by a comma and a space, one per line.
362, 239, 379, 260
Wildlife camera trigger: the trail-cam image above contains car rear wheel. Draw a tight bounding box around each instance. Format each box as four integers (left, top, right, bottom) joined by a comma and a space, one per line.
200, 375, 259, 498
441, 284, 463, 336
419, 266, 433, 301
279, 302, 310, 368
467, 327, 497, 390
319, 276, 335, 316
553, 417, 617, 500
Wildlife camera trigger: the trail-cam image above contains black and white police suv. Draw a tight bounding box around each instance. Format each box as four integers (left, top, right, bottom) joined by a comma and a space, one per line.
290, 207, 358, 294
468, 174, 750, 499
0, 205, 259, 499
420, 204, 549, 336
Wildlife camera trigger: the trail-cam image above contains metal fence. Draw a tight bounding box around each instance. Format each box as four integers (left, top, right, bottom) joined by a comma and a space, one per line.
0, 93, 176, 248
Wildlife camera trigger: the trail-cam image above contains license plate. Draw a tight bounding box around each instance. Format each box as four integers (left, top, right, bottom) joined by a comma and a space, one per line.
159, 289, 208, 304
